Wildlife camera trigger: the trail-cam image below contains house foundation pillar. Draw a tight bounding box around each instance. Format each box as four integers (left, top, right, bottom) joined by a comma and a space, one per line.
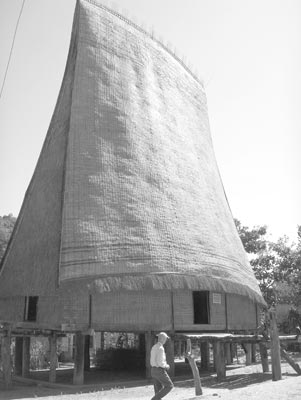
73, 332, 85, 385
213, 341, 226, 382
224, 342, 232, 365
200, 341, 210, 370
84, 335, 90, 371
14, 336, 23, 375
22, 336, 30, 377
145, 331, 153, 379
245, 343, 252, 365
1, 330, 12, 388
49, 333, 57, 383
165, 335, 175, 377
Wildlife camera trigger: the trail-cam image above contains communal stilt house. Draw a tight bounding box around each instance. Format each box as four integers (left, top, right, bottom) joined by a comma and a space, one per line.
0, 0, 265, 385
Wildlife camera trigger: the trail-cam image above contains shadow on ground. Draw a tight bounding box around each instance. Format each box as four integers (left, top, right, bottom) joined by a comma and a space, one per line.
175, 371, 272, 391
2, 358, 301, 400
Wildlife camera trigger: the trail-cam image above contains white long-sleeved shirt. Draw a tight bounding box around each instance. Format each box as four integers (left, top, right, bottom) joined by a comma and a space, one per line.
150, 342, 168, 368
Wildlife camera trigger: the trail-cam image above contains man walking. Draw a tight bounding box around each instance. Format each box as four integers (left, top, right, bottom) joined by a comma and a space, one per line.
150, 332, 174, 400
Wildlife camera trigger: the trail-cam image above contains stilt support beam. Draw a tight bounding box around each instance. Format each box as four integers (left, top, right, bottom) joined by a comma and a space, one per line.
186, 339, 202, 396
224, 342, 232, 365
73, 332, 85, 385
84, 335, 90, 371
22, 336, 30, 377
14, 336, 23, 376
259, 343, 269, 372
251, 343, 257, 363
280, 347, 301, 375
270, 311, 282, 381
245, 343, 252, 365
145, 331, 153, 379
1, 330, 12, 389
200, 341, 210, 370
49, 333, 57, 383
165, 335, 175, 377
213, 341, 226, 382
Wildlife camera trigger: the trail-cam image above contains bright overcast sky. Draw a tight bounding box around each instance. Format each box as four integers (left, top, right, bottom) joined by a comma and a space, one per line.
0, 0, 300, 241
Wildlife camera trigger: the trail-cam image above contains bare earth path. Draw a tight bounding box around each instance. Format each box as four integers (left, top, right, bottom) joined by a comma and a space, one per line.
1, 359, 301, 400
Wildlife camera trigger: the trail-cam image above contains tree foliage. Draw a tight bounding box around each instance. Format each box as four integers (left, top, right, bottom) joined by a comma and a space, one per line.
0, 214, 16, 263
234, 218, 267, 254
235, 219, 301, 308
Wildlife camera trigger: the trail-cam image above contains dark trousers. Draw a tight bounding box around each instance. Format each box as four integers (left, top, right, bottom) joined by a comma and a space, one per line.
150, 366, 174, 400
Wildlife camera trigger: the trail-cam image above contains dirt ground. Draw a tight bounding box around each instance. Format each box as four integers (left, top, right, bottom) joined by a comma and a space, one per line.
1, 357, 301, 400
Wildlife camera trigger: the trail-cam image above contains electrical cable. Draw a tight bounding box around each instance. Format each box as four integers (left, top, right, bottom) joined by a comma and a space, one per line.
0, 0, 26, 100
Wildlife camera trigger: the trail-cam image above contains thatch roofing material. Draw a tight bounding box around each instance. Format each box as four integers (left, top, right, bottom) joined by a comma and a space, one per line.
0, 0, 265, 306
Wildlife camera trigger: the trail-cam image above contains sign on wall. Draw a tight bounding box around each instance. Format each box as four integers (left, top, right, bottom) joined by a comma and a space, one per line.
212, 293, 222, 304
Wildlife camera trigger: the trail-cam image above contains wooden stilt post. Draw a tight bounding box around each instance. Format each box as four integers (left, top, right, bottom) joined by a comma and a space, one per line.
186, 339, 202, 395
200, 341, 210, 370
269, 311, 282, 381
73, 332, 85, 385
230, 343, 235, 362
181, 340, 185, 359
100, 331, 105, 350
224, 342, 232, 365
245, 343, 252, 365
259, 343, 269, 372
1, 330, 12, 389
145, 331, 153, 379
165, 335, 175, 377
84, 335, 90, 371
251, 343, 257, 363
213, 341, 226, 382
280, 347, 301, 375
49, 333, 57, 383
22, 336, 30, 377
14, 336, 23, 376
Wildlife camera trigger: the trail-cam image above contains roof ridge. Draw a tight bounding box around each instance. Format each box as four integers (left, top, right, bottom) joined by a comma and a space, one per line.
81, 0, 203, 87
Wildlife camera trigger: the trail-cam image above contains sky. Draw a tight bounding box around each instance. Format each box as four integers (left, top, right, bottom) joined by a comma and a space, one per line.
0, 0, 300, 242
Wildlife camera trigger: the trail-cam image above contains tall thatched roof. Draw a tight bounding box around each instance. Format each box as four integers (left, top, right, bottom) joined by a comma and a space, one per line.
0, 0, 265, 305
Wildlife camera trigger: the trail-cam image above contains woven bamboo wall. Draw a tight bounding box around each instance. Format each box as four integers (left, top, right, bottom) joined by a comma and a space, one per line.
226, 294, 258, 330
0, 289, 259, 332
60, 290, 89, 329
0, 296, 24, 322
36, 296, 62, 327
173, 290, 227, 331
91, 290, 172, 331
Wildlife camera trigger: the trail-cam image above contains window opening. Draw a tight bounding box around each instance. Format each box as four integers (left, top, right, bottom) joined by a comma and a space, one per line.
193, 291, 210, 324
24, 296, 39, 321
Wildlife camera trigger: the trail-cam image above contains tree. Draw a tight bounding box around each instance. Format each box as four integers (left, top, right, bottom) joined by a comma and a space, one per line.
271, 236, 301, 307
0, 214, 16, 263
234, 218, 267, 254
235, 219, 301, 308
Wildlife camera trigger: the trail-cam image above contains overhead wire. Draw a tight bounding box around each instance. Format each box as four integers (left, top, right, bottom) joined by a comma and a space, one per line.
0, 0, 26, 100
